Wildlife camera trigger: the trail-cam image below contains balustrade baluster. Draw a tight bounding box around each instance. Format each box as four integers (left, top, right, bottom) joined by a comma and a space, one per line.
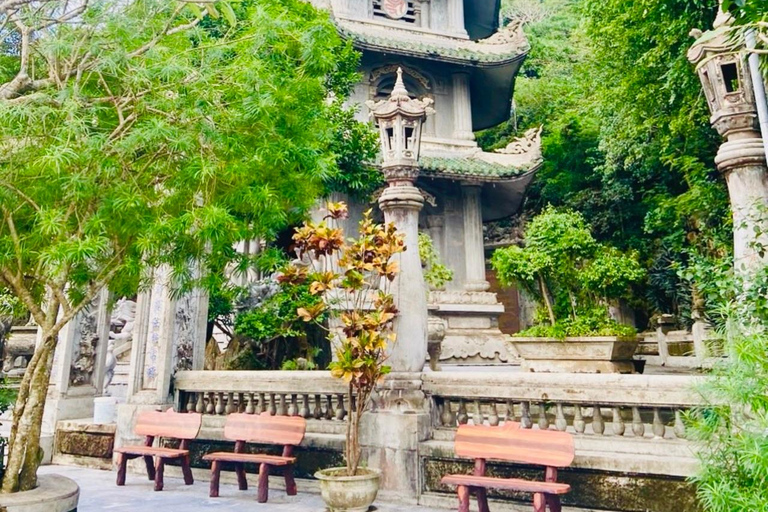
245, 393, 255, 415
215, 392, 225, 415
237, 393, 245, 413
185, 393, 195, 413
277, 394, 287, 416
592, 405, 604, 435
505, 400, 514, 423
226, 392, 236, 415
473, 400, 483, 425
301, 394, 310, 418
632, 407, 644, 437
674, 409, 686, 439
573, 406, 585, 434
612, 407, 625, 436
488, 402, 500, 426
268, 393, 277, 416
313, 394, 323, 419
206, 392, 215, 414
325, 395, 335, 420
288, 394, 298, 417
457, 400, 469, 425
521, 402, 532, 429
652, 408, 665, 438
335, 394, 347, 420
555, 404, 567, 431
538, 403, 549, 430
195, 393, 204, 414
440, 399, 455, 427
258, 393, 266, 414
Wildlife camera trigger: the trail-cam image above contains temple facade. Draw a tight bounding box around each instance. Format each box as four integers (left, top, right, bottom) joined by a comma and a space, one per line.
323, 0, 543, 363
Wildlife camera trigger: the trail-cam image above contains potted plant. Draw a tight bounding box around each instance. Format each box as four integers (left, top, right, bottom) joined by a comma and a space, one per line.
283, 202, 403, 512
491, 207, 645, 373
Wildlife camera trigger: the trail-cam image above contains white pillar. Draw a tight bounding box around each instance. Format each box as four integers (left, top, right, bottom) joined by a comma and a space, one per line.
461, 183, 490, 292
378, 185, 428, 372
447, 0, 468, 37
452, 73, 474, 141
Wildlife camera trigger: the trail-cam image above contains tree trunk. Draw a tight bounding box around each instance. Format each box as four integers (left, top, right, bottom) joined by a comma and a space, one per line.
1, 334, 55, 493
538, 274, 556, 326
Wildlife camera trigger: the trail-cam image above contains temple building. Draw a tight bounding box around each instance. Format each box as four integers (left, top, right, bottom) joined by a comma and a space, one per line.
323, 0, 543, 363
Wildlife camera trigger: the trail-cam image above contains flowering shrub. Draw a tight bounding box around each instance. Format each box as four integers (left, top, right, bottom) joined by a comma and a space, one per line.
286, 201, 405, 476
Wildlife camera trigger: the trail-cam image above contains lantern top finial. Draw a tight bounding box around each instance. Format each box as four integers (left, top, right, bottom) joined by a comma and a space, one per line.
390, 68, 410, 102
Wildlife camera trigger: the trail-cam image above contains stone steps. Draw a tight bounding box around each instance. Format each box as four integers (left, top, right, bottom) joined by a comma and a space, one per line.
105, 361, 129, 400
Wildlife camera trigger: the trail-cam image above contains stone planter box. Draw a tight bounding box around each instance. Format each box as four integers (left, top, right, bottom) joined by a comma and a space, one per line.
1, 474, 79, 512
511, 336, 639, 374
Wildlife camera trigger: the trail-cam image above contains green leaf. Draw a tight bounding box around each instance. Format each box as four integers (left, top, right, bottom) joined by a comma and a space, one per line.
219, 2, 237, 26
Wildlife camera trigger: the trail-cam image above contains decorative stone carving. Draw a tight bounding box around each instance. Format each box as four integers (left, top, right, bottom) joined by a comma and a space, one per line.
495, 126, 543, 157
479, 20, 527, 47
2, 325, 36, 378
373, 372, 425, 412
427, 315, 446, 371
70, 304, 99, 387
172, 295, 197, 375
428, 290, 501, 305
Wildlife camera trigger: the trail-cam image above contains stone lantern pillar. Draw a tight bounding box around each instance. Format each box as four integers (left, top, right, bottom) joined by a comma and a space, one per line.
689, 7, 768, 273
362, 68, 433, 502
366, 68, 433, 373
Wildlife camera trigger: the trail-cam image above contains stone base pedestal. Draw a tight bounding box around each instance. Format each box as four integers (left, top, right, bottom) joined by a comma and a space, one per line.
429, 291, 519, 365
0, 474, 79, 512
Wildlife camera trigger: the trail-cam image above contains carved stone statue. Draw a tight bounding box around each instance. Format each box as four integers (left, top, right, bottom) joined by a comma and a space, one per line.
495, 126, 543, 157
103, 298, 137, 394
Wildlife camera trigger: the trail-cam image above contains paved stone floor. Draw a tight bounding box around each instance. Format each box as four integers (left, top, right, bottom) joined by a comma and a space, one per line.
39, 465, 446, 512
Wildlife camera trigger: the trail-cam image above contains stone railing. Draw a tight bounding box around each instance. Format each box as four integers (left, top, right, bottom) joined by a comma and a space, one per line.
174, 370, 350, 420
423, 372, 704, 441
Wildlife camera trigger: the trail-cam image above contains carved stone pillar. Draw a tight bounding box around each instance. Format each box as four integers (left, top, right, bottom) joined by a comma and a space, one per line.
461, 183, 490, 292
116, 266, 208, 450
41, 289, 110, 462
452, 73, 474, 140
378, 184, 429, 372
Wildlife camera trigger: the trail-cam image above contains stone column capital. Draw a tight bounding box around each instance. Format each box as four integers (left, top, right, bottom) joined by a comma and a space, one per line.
715, 138, 768, 175
378, 183, 425, 212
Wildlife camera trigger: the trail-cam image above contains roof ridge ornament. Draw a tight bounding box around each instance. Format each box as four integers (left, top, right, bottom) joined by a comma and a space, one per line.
390, 67, 411, 102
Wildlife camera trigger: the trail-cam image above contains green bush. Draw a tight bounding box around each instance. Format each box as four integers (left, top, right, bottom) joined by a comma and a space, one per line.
492, 207, 644, 336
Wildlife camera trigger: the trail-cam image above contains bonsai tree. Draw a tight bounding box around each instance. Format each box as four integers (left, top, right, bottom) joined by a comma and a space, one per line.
286, 202, 403, 476
491, 207, 645, 337
0, 0, 369, 493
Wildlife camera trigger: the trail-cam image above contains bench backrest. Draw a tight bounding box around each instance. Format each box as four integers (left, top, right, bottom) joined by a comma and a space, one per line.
224, 412, 306, 446
134, 408, 202, 440
455, 423, 574, 468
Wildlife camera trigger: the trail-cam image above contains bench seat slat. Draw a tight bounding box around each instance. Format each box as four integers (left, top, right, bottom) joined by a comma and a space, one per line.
441, 474, 571, 495
203, 452, 295, 466
115, 445, 188, 458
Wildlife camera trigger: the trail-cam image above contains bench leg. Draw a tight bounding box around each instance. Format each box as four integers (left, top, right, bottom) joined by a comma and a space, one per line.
209, 460, 221, 498
235, 462, 248, 491
284, 463, 297, 496
144, 455, 156, 480
533, 492, 546, 512
476, 487, 490, 512
181, 454, 194, 485
257, 463, 270, 503
457, 485, 470, 512
546, 495, 562, 512
116, 453, 127, 486
154, 457, 165, 492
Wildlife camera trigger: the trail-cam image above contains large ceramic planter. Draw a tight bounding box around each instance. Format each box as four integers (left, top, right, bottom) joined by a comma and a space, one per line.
315, 467, 381, 512
511, 336, 639, 374
1, 474, 79, 512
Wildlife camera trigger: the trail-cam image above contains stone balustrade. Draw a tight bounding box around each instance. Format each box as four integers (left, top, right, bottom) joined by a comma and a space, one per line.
423, 372, 704, 441
174, 370, 350, 421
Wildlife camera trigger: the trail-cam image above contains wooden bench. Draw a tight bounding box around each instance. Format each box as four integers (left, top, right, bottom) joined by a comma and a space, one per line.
203, 412, 306, 502
114, 408, 201, 491
441, 422, 574, 512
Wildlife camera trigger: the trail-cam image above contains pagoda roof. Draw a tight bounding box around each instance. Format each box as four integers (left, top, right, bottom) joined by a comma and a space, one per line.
335, 18, 529, 66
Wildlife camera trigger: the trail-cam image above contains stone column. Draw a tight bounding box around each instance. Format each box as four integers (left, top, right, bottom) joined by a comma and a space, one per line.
447, 0, 468, 37
378, 184, 429, 372
716, 137, 768, 271
461, 183, 490, 292
116, 266, 208, 449
452, 73, 474, 141
40, 289, 111, 462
